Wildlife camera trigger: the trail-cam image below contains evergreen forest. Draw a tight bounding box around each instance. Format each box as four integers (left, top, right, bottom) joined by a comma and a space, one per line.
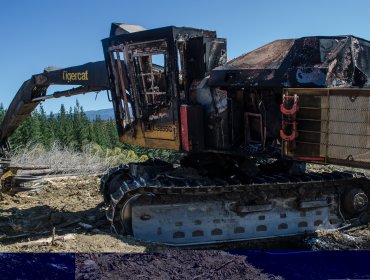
0, 101, 120, 151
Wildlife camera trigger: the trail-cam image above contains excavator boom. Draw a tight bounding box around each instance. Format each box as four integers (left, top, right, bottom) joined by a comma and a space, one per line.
0, 61, 109, 157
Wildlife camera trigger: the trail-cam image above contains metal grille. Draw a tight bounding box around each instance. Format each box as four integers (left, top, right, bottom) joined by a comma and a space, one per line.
283, 88, 370, 167
322, 95, 370, 161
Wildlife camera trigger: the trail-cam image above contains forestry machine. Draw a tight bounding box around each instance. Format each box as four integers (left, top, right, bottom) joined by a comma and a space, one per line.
1, 23, 370, 246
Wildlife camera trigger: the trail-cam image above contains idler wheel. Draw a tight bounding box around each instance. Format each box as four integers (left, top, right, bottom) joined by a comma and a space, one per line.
343, 188, 368, 214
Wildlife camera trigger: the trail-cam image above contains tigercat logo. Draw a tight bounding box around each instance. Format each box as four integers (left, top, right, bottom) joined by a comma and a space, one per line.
62, 70, 89, 82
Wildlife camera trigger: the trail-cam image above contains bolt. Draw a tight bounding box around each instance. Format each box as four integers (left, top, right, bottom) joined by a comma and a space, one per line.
352, 192, 368, 212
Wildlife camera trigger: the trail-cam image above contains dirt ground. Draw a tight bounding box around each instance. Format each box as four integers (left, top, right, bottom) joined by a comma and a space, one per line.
75, 251, 282, 280
0, 175, 148, 253
0, 174, 369, 252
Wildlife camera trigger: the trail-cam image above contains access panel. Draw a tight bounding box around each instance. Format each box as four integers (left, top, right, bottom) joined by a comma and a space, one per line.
282, 88, 370, 168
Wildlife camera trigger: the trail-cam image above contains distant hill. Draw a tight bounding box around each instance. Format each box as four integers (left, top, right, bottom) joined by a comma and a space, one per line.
84, 108, 114, 121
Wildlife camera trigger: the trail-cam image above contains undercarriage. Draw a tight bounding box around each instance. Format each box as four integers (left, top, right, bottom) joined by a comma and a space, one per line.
100, 155, 370, 246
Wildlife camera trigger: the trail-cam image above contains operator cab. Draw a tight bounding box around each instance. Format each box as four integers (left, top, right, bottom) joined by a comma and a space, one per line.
102, 25, 226, 150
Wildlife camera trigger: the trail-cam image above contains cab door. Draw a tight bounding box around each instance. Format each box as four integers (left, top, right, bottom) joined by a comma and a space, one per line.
126, 39, 180, 149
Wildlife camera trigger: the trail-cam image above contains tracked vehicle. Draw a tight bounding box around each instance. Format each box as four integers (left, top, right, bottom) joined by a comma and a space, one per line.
1, 24, 370, 245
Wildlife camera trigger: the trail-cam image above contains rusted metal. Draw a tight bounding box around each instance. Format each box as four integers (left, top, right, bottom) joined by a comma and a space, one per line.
107, 51, 126, 128
282, 88, 370, 168
115, 50, 132, 124
180, 105, 204, 152
209, 36, 370, 88
244, 112, 265, 147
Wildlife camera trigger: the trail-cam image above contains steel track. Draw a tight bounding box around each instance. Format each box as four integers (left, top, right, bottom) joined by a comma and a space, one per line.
100, 164, 370, 245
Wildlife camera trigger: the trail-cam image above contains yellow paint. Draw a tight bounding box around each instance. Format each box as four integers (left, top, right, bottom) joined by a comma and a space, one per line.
144, 125, 177, 140
119, 121, 181, 151
0, 168, 16, 190
62, 70, 89, 82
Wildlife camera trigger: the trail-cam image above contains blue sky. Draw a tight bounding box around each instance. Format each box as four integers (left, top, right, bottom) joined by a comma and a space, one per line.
1, 0, 370, 113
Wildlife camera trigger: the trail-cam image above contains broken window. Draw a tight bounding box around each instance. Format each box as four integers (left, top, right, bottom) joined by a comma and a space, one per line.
132, 53, 167, 106
128, 40, 170, 109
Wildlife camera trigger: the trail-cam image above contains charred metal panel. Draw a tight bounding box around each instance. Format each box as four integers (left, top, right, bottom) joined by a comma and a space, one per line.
186, 37, 226, 81
240, 88, 281, 148
186, 37, 206, 81
209, 36, 370, 89
282, 88, 370, 168
180, 105, 204, 152
245, 113, 264, 146
193, 79, 230, 149
229, 90, 244, 147
205, 38, 227, 72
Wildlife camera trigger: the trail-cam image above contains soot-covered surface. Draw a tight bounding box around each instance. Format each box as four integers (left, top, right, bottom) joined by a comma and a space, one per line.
232, 250, 370, 280
209, 35, 370, 88
75, 250, 283, 280
0, 253, 74, 279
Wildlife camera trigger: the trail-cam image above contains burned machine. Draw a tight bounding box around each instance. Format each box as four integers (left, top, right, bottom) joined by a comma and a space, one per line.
1, 24, 370, 245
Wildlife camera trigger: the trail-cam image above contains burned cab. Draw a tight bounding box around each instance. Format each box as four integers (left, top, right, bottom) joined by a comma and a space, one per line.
102, 24, 226, 151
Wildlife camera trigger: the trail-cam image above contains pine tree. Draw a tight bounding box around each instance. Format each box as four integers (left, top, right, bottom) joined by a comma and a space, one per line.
10, 111, 41, 147
38, 105, 53, 148
5, 99, 121, 151
31, 110, 42, 144
0, 103, 5, 123
87, 121, 95, 144
106, 119, 120, 148
92, 116, 109, 148
72, 100, 89, 151
56, 104, 74, 147
48, 111, 57, 145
